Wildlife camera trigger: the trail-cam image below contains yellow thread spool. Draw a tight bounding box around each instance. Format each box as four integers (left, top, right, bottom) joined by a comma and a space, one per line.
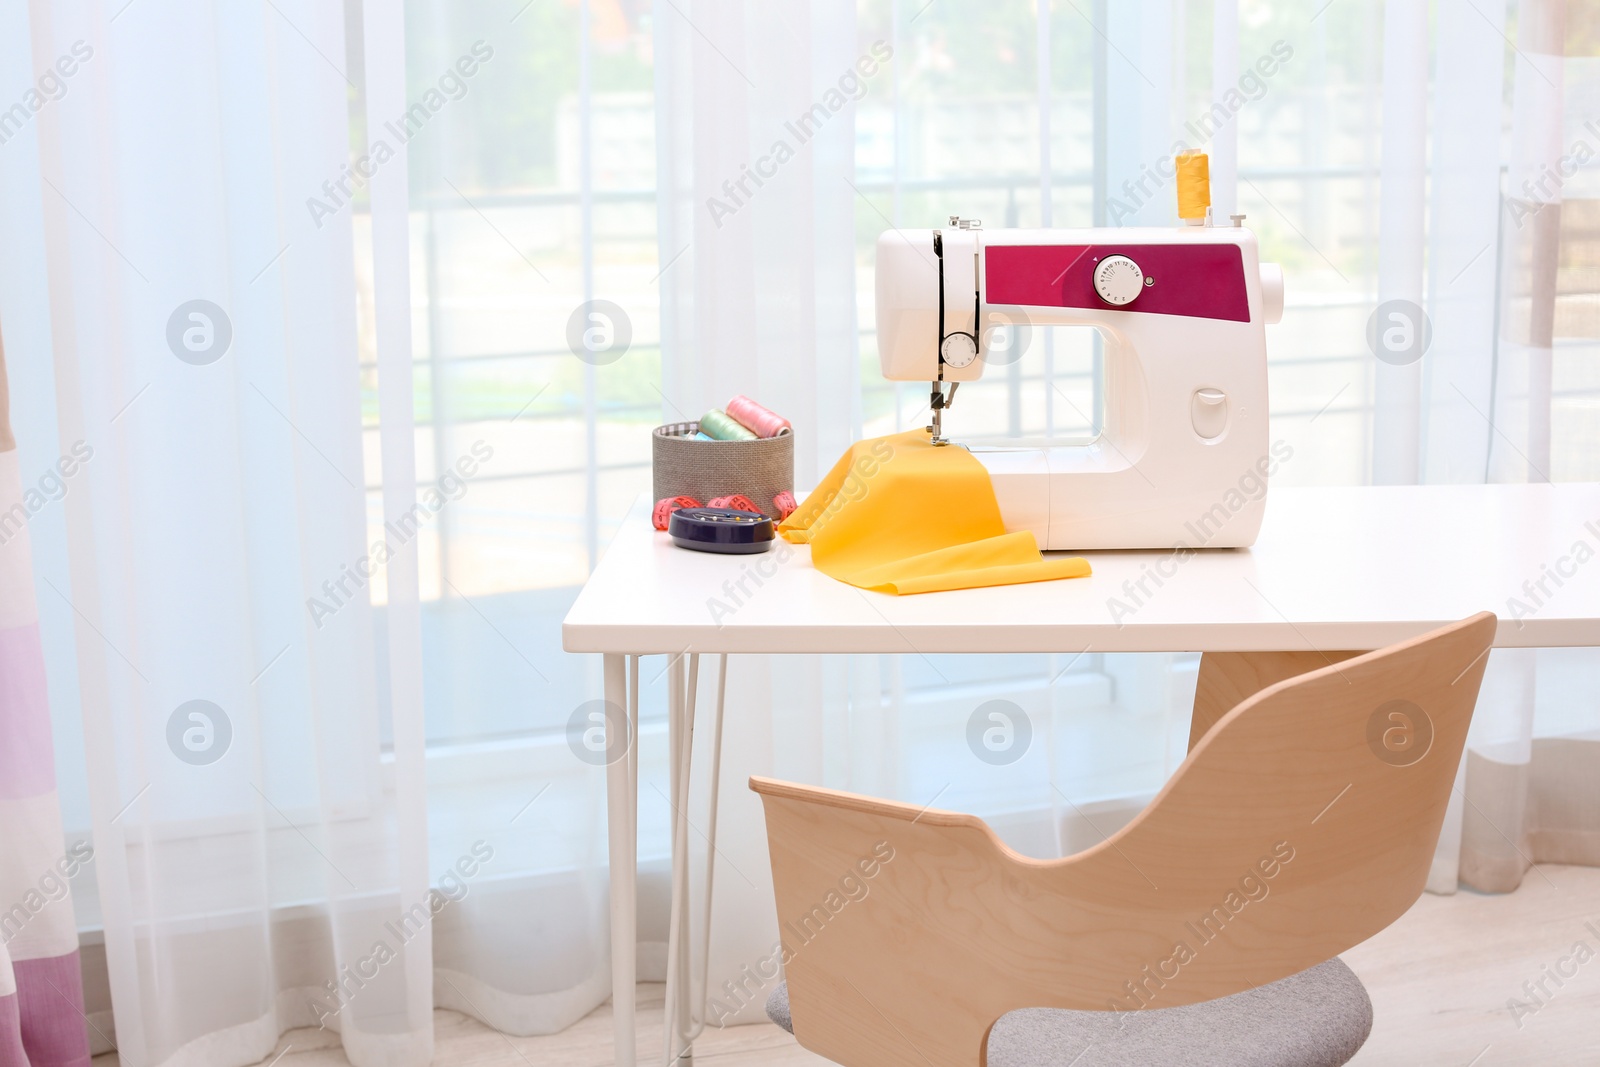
1176, 151, 1211, 223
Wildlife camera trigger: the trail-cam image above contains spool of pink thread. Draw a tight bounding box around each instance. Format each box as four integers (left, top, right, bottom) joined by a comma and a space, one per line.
725, 395, 791, 439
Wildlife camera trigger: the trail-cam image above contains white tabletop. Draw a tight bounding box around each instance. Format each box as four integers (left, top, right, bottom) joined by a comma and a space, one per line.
562, 484, 1600, 655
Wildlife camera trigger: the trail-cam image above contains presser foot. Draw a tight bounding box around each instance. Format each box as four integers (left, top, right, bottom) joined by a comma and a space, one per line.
928, 381, 959, 445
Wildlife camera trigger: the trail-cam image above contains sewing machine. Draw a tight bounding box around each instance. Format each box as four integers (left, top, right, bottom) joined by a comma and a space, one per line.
875, 212, 1284, 551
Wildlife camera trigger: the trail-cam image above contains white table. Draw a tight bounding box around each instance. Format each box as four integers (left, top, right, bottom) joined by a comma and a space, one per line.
562, 482, 1600, 1067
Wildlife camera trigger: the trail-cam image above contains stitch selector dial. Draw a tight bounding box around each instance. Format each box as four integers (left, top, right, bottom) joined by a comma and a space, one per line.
1093, 255, 1145, 306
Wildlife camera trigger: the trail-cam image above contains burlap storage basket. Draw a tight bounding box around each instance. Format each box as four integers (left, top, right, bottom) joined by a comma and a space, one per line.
652, 422, 794, 519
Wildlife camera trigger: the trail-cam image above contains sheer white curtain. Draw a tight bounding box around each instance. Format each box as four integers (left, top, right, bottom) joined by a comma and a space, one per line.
651, 0, 872, 1027
8, 1, 436, 1064
1420, 0, 1600, 894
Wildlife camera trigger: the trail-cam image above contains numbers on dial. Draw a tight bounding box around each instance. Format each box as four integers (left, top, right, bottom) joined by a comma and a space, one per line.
941, 333, 978, 368
1093, 255, 1145, 306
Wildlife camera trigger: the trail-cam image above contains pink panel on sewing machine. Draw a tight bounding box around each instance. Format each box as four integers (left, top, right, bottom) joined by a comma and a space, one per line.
984, 243, 1252, 322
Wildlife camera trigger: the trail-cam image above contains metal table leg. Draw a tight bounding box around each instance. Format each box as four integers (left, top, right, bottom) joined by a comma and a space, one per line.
606, 653, 638, 1067
664, 654, 696, 1065
662, 653, 730, 1067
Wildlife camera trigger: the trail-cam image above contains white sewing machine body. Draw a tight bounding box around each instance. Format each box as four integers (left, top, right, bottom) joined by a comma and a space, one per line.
875, 222, 1284, 551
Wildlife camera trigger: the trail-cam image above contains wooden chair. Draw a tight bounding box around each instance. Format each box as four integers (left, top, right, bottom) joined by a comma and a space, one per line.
750, 612, 1496, 1067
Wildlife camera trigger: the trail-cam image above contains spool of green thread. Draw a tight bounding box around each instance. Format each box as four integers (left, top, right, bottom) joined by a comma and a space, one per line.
698, 409, 757, 441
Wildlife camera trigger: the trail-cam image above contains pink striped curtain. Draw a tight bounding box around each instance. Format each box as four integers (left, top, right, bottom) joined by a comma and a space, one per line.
0, 341, 90, 1066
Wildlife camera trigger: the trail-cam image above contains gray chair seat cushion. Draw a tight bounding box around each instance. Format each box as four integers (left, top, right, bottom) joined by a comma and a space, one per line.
765, 958, 1372, 1067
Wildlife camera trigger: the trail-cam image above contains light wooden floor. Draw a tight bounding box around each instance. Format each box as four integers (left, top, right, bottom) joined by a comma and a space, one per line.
95, 864, 1600, 1066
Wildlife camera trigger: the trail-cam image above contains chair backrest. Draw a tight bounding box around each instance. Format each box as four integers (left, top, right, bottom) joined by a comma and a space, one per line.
750, 612, 1497, 1067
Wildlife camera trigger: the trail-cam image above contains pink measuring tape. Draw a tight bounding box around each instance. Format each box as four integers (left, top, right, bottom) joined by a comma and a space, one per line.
708, 494, 761, 514
653, 496, 702, 530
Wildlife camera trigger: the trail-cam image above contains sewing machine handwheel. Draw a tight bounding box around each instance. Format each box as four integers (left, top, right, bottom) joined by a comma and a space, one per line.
940, 333, 978, 368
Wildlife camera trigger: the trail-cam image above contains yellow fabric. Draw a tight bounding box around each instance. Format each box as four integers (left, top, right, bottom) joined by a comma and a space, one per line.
779, 429, 1092, 595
